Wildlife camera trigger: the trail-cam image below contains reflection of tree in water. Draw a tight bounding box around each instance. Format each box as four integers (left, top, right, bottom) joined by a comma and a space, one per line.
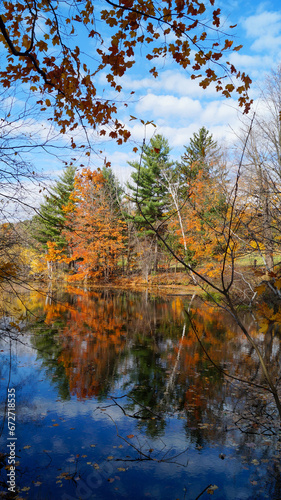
28, 288, 281, 439
29, 289, 127, 399
227, 304, 281, 434
31, 322, 71, 400
120, 308, 228, 439
2, 285, 281, 500
29, 291, 170, 400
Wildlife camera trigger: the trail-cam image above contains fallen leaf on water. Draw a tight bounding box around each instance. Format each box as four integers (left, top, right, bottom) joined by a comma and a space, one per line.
107, 456, 114, 460
23, 445, 31, 449
207, 485, 219, 495
127, 434, 134, 439
108, 478, 114, 483
252, 459, 259, 465
117, 468, 126, 472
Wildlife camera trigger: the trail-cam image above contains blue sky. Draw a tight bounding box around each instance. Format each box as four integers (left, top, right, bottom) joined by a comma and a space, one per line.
87, 0, 281, 183
1, 0, 281, 218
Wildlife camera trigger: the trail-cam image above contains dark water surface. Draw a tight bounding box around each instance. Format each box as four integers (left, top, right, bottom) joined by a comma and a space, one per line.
0, 288, 281, 499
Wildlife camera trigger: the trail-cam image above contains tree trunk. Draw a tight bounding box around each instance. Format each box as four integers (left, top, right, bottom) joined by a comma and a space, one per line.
259, 168, 274, 273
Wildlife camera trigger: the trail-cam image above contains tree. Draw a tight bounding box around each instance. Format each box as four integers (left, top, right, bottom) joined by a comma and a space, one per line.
136, 124, 281, 422
0, 95, 57, 318
63, 168, 126, 281
169, 128, 227, 268
101, 165, 123, 213
238, 134, 276, 273
128, 135, 171, 234
179, 127, 221, 184
0, 0, 252, 152
0, 0, 253, 283
235, 66, 281, 274
127, 134, 173, 272
32, 165, 76, 249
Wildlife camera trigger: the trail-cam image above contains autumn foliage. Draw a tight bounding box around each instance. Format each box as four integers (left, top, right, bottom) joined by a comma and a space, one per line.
0, 0, 252, 149
62, 168, 126, 281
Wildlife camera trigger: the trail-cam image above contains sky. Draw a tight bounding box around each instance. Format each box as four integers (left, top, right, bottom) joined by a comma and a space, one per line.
103, 0, 281, 181
72, 0, 281, 185
1, 0, 281, 219
99, 0, 281, 182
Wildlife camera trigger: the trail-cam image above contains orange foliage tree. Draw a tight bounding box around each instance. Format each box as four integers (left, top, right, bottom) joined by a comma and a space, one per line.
165, 128, 228, 276
179, 164, 228, 273
63, 168, 126, 281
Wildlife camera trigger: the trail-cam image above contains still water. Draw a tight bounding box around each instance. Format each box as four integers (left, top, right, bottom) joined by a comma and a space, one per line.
0, 287, 281, 499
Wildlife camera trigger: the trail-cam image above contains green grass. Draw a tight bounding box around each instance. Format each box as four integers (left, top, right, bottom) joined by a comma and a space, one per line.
235, 251, 281, 268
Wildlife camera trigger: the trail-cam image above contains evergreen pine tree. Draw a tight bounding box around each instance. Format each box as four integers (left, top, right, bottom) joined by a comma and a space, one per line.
127, 134, 172, 236
32, 165, 76, 249
101, 166, 123, 212
179, 126, 219, 182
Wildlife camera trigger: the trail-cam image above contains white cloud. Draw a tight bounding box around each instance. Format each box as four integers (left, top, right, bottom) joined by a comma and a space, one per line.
252, 34, 281, 52
243, 10, 281, 39
242, 10, 281, 52
114, 70, 220, 99
147, 122, 238, 149
135, 93, 202, 119
130, 94, 240, 143
201, 99, 239, 125
228, 52, 273, 72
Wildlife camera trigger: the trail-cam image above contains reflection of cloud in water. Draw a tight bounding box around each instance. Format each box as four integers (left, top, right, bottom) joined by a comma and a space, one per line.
29, 396, 126, 424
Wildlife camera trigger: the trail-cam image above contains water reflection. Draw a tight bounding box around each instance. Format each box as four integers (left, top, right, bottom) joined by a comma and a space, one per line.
0, 287, 280, 499
28, 288, 281, 433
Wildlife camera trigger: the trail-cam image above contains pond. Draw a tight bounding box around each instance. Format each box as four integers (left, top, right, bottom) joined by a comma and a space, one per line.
0, 287, 281, 499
